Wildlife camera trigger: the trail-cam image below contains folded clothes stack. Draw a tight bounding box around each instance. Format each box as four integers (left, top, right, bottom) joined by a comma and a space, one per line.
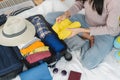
20, 40, 51, 64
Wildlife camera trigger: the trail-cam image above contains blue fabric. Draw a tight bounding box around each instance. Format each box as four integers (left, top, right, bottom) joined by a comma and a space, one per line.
0, 45, 23, 79
44, 33, 66, 53
27, 15, 51, 39
0, 14, 7, 26
20, 62, 52, 80
114, 36, 120, 49
114, 51, 120, 60
80, 35, 114, 69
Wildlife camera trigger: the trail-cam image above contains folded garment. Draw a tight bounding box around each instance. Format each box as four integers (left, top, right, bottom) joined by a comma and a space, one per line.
30, 46, 49, 54
20, 62, 52, 80
18, 37, 40, 49
52, 19, 72, 33
26, 51, 51, 64
27, 15, 52, 39
52, 19, 81, 40
20, 40, 45, 56
44, 33, 66, 53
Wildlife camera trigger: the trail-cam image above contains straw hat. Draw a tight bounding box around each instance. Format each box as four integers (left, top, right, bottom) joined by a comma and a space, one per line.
0, 16, 35, 46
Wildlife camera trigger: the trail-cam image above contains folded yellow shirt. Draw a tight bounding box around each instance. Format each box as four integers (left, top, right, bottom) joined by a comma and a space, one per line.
20, 40, 45, 56
52, 19, 81, 40
29, 46, 49, 55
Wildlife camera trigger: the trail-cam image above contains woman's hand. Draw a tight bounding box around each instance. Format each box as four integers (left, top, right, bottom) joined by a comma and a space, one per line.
56, 11, 71, 23
67, 28, 90, 38
56, 14, 67, 23
67, 28, 94, 47
79, 32, 94, 47
67, 28, 81, 38
89, 36, 94, 47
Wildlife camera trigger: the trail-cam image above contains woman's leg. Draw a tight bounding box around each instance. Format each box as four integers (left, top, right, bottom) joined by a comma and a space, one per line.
80, 35, 114, 69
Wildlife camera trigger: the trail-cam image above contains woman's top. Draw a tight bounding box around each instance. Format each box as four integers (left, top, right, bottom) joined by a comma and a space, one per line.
68, 0, 120, 36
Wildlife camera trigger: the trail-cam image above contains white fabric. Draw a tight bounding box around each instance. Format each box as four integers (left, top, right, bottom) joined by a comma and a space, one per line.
13, 0, 120, 80
0, 0, 35, 15
49, 49, 120, 80
16, 0, 75, 18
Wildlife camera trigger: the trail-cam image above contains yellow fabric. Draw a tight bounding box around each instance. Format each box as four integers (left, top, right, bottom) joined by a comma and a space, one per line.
29, 46, 49, 55
52, 19, 81, 40
20, 40, 45, 56
119, 16, 120, 26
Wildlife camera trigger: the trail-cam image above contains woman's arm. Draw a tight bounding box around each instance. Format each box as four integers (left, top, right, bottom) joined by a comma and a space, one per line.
89, 0, 120, 36
68, 1, 84, 16
67, 28, 90, 37
67, 28, 94, 47
56, 1, 84, 22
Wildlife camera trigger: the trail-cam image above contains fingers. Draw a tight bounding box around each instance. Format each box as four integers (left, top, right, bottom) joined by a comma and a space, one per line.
90, 39, 94, 47
56, 14, 66, 23
56, 17, 62, 23
89, 36, 94, 47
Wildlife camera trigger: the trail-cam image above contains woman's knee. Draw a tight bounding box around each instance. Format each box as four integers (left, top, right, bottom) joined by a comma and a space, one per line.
80, 56, 102, 70
80, 48, 105, 69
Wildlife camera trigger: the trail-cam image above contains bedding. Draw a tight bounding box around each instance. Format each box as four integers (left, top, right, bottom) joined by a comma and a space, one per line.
9, 6, 33, 16
0, 0, 30, 9
0, 0, 35, 15
16, 0, 71, 18
1, 0, 120, 80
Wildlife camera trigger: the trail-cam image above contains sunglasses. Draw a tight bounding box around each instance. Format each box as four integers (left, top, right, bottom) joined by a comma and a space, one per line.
52, 68, 67, 76
48, 59, 68, 76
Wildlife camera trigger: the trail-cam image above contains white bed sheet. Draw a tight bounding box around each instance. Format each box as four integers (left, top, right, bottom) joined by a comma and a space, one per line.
14, 0, 120, 80
50, 49, 120, 80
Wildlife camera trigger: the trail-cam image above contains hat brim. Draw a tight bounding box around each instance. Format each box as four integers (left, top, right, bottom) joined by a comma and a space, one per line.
0, 20, 35, 46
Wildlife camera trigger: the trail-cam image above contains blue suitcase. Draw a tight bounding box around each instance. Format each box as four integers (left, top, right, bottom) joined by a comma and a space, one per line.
0, 45, 23, 80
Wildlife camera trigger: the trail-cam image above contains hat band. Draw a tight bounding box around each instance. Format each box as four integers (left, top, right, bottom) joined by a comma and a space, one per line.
2, 26, 27, 38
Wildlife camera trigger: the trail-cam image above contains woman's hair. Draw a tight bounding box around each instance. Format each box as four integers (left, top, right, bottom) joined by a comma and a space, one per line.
77, 0, 104, 15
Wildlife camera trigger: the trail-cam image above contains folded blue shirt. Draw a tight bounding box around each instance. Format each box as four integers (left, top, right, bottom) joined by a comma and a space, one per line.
20, 62, 52, 80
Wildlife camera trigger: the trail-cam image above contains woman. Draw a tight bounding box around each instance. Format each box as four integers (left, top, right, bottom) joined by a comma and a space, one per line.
45, 0, 120, 69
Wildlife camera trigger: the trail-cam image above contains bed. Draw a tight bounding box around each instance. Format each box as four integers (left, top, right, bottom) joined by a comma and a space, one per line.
0, 0, 120, 80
